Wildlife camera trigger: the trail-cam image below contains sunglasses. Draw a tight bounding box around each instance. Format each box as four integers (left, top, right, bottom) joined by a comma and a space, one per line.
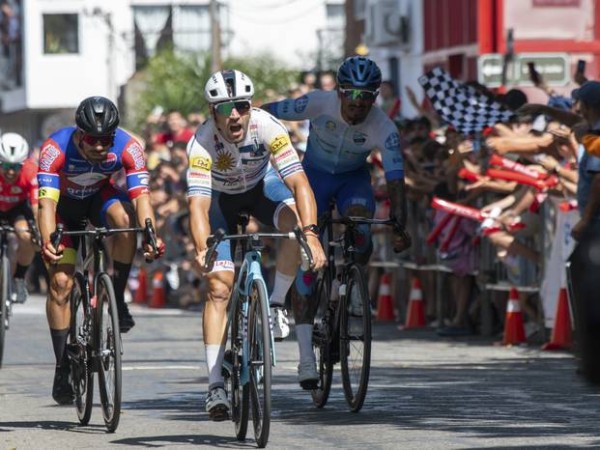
80, 133, 114, 147
1, 162, 22, 171
214, 100, 251, 116
339, 88, 378, 102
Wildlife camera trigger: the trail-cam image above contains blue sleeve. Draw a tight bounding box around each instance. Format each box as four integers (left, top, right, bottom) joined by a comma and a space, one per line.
585, 154, 600, 173
379, 129, 404, 182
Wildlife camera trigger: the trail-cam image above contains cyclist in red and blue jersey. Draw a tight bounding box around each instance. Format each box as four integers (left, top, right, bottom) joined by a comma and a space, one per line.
37, 96, 165, 405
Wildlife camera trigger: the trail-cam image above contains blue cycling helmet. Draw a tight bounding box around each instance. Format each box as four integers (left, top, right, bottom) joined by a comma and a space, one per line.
336, 56, 382, 90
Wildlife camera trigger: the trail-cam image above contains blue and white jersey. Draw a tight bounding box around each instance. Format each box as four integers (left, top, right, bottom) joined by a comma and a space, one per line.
265, 90, 404, 181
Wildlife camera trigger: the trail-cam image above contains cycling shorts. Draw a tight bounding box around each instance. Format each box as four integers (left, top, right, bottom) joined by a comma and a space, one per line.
0, 201, 34, 225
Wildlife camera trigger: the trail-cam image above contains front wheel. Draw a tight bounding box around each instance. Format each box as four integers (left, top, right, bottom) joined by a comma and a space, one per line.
0, 251, 8, 368
69, 272, 93, 425
340, 264, 371, 412
229, 292, 249, 441
248, 279, 271, 448
311, 271, 334, 408
96, 273, 122, 432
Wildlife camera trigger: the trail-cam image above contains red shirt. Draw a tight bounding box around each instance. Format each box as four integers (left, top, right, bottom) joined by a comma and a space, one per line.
0, 158, 38, 212
154, 128, 194, 146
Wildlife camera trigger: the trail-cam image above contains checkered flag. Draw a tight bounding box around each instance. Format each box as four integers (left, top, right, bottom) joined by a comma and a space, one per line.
418, 67, 515, 136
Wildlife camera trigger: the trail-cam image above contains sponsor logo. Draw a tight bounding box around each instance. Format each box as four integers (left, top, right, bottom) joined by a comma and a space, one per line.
127, 143, 145, 170
188, 171, 210, 180
326, 120, 336, 131
38, 175, 55, 185
215, 151, 235, 171
10, 186, 22, 194
213, 134, 224, 152
100, 152, 118, 170
269, 134, 290, 154
385, 132, 400, 151
190, 156, 212, 171
39, 144, 61, 171
294, 95, 308, 113
353, 131, 367, 145
138, 173, 150, 186
68, 172, 107, 187
0, 195, 19, 202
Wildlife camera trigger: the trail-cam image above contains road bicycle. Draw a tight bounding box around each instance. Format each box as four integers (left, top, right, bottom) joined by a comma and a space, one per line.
311, 207, 400, 412
207, 214, 312, 448
0, 219, 41, 368
52, 218, 158, 433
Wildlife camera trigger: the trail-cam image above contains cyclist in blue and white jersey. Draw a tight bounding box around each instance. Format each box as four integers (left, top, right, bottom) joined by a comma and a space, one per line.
262, 56, 411, 389
186, 70, 326, 421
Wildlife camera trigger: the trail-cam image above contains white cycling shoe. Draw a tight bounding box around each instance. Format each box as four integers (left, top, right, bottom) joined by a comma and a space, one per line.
205, 387, 230, 421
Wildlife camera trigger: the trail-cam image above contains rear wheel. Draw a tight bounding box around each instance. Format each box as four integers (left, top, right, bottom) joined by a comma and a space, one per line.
96, 273, 122, 432
248, 279, 271, 448
340, 264, 371, 412
69, 272, 93, 425
229, 293, 249, 441
0, 251, 9, 368
311, 270, 334, 408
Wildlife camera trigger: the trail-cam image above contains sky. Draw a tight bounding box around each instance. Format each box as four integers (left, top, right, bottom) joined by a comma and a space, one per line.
226, 0, 328, 70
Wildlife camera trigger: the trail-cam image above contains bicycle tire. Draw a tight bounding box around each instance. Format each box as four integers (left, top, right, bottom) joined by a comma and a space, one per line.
311, 270, 334, 408
340, 264, 371, 412
96, 273, 122, 432
69, 272, 93, 425
231, 292, 249, 441
0, 251, 8, 368
248, 278, 271, 448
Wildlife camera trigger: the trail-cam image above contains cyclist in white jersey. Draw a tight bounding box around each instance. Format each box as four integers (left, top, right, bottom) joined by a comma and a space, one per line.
262, 56, 411, 389
186, 69, 326, 421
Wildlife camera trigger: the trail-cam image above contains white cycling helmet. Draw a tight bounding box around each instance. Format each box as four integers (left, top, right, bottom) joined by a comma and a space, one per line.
0, 132, 29, 164
204, 69, 254, 103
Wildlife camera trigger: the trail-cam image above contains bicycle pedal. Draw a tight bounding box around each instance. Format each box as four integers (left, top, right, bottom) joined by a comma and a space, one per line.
208, 406, 230, 422
300, 379, 319, 391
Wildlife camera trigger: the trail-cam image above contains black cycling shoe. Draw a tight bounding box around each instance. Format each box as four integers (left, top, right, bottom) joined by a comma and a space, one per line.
118, 304, 135, 333
52, 365, 74, 405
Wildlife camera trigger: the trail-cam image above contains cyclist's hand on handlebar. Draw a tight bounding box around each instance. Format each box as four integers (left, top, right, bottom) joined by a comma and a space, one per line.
306, 234, 326, 271
143, 237, 165, 261
393, 228, 412, 253
42, 240, 64, 264
193, 249, 217, 276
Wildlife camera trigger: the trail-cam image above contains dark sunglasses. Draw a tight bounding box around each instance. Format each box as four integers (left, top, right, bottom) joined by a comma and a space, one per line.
1, 162, 22, 171
81, 133, 114, 147
339, 88, 378, 102
214, 100, 251, 116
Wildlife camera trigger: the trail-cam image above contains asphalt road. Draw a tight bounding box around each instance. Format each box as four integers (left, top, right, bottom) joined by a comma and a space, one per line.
1, 294, 600, 449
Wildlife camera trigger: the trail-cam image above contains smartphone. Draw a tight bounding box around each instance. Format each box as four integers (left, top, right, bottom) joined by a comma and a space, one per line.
576, 59, 586, 75
527, 62, 540, 84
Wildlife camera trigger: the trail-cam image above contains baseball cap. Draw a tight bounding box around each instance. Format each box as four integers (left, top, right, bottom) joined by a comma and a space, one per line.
572, 81, 600, 107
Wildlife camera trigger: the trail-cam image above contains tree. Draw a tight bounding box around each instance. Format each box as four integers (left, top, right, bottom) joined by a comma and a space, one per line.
130, 50, 300, 129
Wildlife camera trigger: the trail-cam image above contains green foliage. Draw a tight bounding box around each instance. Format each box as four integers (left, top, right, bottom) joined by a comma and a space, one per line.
131, 50, 300, 129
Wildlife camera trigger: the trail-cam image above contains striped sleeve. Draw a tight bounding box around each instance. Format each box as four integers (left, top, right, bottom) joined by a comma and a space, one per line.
186, 138, 213, 198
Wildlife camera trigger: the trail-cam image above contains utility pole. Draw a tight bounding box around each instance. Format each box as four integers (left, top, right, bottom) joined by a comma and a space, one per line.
210, 0, 222, 72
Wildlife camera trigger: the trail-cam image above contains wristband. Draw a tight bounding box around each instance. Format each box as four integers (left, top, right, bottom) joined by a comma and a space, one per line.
302, 224, 319, 235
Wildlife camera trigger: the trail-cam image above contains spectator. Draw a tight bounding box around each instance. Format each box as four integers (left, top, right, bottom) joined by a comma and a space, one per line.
154, 110, 195, 148
379, 81, 402, 120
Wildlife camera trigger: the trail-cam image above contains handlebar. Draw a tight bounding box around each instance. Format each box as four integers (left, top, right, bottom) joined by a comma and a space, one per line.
204, 226, 314, 271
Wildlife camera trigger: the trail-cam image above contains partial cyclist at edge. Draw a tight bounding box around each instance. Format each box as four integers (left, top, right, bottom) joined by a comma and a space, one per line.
37, 96, 165, 405
0, 132, 39, 304
262, 56, 411, 389
185, 69, 326, 421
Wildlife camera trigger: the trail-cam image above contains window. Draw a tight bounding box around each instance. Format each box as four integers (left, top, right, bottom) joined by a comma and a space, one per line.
43, 14, 79, 54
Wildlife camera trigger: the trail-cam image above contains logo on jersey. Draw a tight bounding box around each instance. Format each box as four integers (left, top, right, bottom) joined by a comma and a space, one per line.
384, 132, 400, 151
294, 95, 308, 113
215, 151, 235, 171
269, 134, 290, 154
10, 186, 22, 194
190, 156, 212, 171
353, 131, 367, 145
39, 144, 61, 171
326, 121, 336, 131
126, 142, 145, 170
213, 134, 224, 152
100, 152, 118, 170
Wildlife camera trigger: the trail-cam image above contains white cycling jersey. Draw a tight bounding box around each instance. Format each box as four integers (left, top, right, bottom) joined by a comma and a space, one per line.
265, 90, 404, 181
186, 108, 303, 197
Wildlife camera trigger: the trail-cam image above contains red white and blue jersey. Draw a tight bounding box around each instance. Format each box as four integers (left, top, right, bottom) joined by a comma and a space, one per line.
37, 127, 149, 202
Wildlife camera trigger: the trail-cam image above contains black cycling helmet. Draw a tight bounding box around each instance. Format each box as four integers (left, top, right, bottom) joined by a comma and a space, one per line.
336, 56, 382, 90
75, 96, 120, 136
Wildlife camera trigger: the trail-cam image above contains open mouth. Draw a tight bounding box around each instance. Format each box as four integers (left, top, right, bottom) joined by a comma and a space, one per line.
229, 123, 243, 134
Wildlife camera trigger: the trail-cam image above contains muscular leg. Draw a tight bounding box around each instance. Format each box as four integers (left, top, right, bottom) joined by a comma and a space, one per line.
270, 203, 300, 307
203, 270, 234, 391
13, 217, 35, 270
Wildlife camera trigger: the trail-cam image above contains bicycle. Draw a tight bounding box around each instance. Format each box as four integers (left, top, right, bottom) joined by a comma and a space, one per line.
206, 213, 312, 448
310, 206, 401, 412
51, 218, 159, 433
0, 219, 41, 368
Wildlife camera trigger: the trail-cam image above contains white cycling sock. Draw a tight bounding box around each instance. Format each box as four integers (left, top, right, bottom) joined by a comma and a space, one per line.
205, 344, 225, 390
296, 324, 314, 365
269, 271, 295, 307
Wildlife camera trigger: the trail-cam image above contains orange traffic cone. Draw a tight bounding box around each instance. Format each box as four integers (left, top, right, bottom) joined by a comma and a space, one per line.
376, 273, 395, 321
404, 278, 426, 329
542, 287, 572, 351
149, 271, 166, 308
502, 287, 526, 345
133, 267, 148, 305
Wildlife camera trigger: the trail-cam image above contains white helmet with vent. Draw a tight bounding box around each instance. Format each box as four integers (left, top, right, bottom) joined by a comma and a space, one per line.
204, 69, 254, 103
0, 132, 29, 163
